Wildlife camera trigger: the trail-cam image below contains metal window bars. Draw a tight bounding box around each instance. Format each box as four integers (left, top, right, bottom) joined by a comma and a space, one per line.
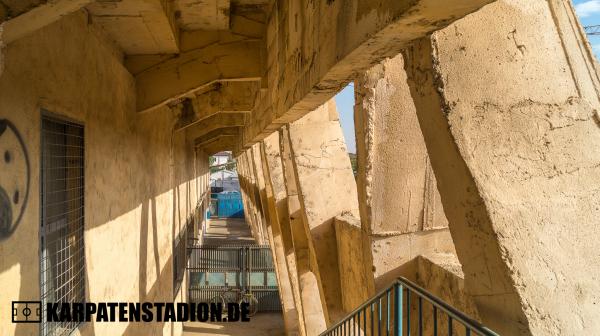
320, 277, 499, 336
40, 115, 85, 336
173, 198, 208, 296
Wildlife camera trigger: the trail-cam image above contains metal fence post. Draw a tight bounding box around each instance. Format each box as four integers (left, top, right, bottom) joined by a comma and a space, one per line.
394, 283, 402, 336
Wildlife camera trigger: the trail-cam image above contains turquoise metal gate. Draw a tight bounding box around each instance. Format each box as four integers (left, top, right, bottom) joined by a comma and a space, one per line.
208, 192, 244, 218
187, 245, 281, 312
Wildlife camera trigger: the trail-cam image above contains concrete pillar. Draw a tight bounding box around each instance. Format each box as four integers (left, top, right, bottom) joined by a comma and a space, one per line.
257, 138, 301, 336
236, 153, 257, 240
250, 144, 271, 244
286, 99, 360, 321
242, 149, 266, 244
280, 126, 328, 336
401, 0, 600, 334
354, 55, 458, 289
263, 131, 307, 336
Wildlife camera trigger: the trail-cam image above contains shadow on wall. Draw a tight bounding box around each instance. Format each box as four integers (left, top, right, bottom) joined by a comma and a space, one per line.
0, 116, 201, 335
0, 13, 206, 336
0, 117, 36, 335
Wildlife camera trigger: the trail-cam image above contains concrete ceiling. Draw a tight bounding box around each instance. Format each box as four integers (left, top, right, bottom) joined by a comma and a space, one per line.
174, 0, 230, 31
1, 0, 493, 154
83, 0, 271, 55
86, 0, 179, 54
0, 0, 44, 19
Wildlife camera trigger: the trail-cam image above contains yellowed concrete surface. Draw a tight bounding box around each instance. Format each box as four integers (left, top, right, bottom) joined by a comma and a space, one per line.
183, 313, 285, 336
2, 0, 600, 335
0, 11, 210, 336
403, 0, 600, 334
203, 218, 255, 246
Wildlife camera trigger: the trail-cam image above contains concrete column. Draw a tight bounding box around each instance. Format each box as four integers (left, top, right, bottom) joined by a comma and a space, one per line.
257, 138, 302, 336
354, 54, 459, 289
286, 99, 360, 321
280, 126, 328, 336
237, 152, 262, 243
401, 0, 600, 334
250, 144, 270, 244
243, 149, 266, 244
263, 131, 307, 336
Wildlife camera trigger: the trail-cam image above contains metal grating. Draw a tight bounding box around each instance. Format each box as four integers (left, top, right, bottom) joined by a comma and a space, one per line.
40, 115, 85, 336
187, 245, 281, 312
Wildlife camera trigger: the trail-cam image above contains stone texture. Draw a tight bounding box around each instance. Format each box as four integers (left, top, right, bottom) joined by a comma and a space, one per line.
402, 0, 600, 334
287, 100, 359, 321
0, 12, 209, 336
280, 125, 328, 336
262, 131, 307, 336
333, 214, 373, 313
354, 54, 459, 301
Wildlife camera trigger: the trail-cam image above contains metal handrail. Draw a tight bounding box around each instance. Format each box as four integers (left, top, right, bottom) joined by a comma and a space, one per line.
320, 277, 499, 336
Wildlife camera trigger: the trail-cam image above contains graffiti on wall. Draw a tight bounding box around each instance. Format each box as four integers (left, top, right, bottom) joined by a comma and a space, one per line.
0, 119, 30, 240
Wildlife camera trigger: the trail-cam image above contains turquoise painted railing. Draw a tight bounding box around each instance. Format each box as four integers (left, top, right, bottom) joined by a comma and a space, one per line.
320, 277, 499, 336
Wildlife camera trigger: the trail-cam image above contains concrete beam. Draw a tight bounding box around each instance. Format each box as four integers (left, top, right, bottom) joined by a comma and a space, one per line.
1, 0, 93, 44
241, 0, 493, 146
193, 127, 240, 147
175, 0, 230, 31
174, 81, 259, 131
135, 39, 262, 112
86, 0, 179, 54
199, 136, 237, 155
185, 113, 246, 142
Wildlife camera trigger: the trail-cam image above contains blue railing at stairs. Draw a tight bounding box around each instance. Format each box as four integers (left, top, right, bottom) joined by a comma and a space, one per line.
320, 277, 499, 336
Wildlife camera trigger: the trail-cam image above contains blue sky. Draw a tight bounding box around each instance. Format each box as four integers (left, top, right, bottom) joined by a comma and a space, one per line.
335, 1, 600, 154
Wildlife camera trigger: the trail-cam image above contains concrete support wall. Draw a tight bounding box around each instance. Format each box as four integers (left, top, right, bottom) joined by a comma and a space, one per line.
400, 0, 600, 334
0, 11, 208, 336
237, 148, 268, 245
262, 131, 307, 336
279, 125, 328, 336
354, 54, 459, 292
255, 142, 301, 336
286, 100, 360, 323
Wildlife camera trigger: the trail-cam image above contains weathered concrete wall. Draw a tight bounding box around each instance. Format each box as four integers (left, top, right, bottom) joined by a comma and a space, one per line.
0, 11, 207, 336
254, 142, 301, 336
237, 149, 268, 245
333, 214, 373, 313
287, 99, 360, 322
354, 54, 458, 294
262, 131, 307, 336
402, 0, 600, 334
409, 254, 481, 336
280, 125, 328, 336
242, 0, 494, 147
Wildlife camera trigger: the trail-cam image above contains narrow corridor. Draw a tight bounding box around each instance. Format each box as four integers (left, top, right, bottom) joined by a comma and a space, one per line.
201, 218, 255, 246
185, 217, 285, 335
183, 313, 284, 336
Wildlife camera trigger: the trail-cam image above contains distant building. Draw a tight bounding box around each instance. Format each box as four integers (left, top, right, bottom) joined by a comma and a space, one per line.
210, 169, 240, 192
211, 151, 232, 166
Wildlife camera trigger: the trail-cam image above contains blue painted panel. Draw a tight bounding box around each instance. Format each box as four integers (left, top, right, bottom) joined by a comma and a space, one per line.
208, 192, 245, 218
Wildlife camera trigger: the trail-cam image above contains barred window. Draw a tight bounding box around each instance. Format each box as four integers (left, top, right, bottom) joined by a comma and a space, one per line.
40, 114, 85, 336
173, 217, 195, 296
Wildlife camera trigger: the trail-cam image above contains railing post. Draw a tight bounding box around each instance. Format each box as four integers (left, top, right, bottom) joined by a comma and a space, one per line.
394, 283, 402, 336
